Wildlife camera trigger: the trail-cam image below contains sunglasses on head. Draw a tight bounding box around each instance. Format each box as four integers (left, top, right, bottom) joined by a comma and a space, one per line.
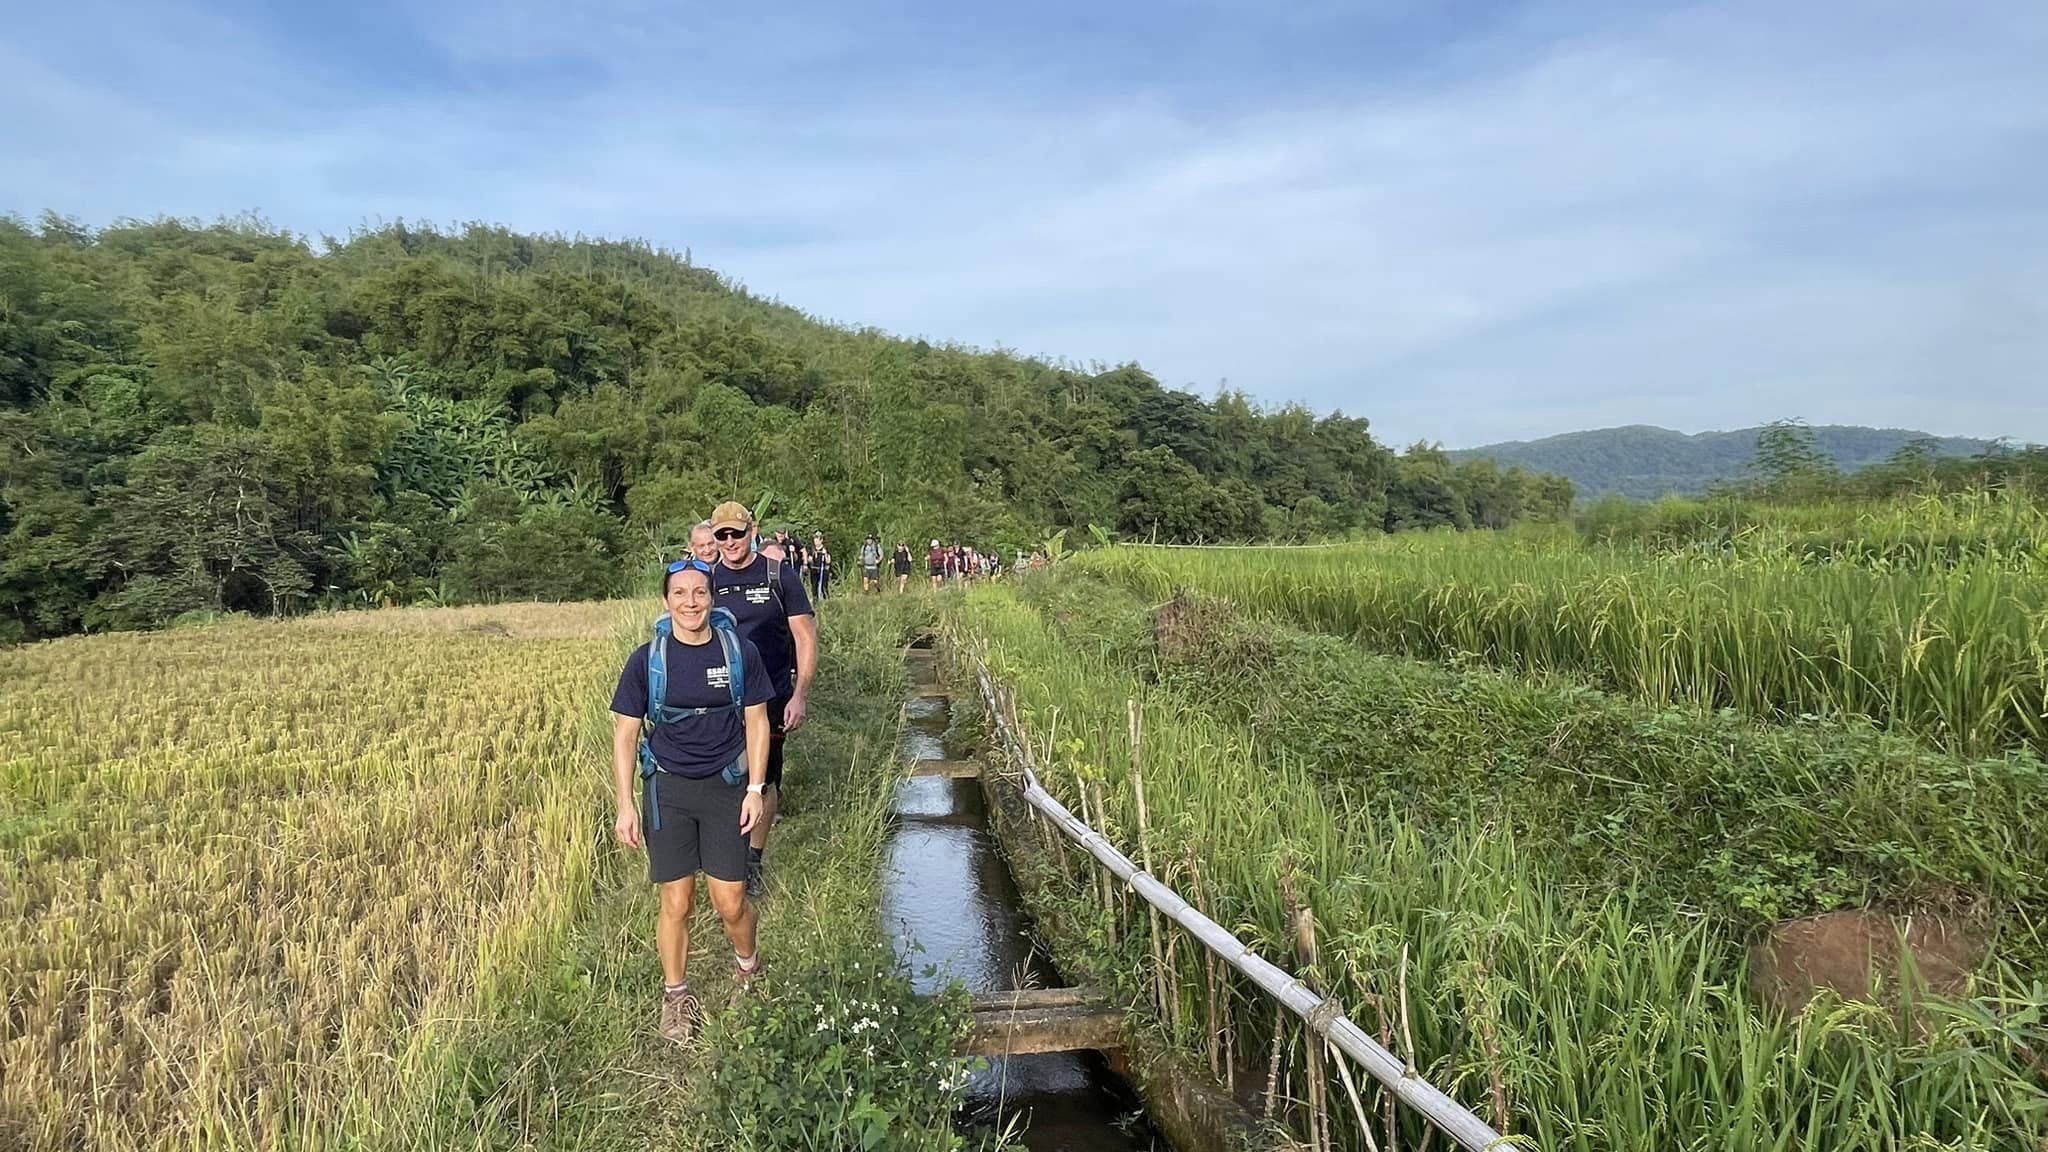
666, 557, 714, 575
712, 527, 749, 541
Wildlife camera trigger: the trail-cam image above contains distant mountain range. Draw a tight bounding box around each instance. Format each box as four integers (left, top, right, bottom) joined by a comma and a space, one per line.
1450, 424, 1997, 501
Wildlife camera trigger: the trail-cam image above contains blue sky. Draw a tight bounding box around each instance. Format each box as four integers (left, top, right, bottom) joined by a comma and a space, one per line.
3, 0, 2043, 447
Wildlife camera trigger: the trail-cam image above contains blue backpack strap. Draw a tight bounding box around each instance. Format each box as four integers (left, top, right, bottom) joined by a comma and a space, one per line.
642, 614, 669, 831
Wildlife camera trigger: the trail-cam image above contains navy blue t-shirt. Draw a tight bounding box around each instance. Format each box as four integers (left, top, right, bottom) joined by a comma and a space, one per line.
709, 555, 814, 696
610, 631, 775, 778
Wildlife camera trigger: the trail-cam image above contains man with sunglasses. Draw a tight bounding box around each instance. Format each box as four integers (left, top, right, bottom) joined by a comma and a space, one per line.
706, 500, 817, 899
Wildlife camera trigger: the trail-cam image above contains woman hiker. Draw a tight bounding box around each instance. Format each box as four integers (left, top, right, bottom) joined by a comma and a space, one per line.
610, 558, 776, 1045
892, 541, 913, 593
809, 532, 833, 600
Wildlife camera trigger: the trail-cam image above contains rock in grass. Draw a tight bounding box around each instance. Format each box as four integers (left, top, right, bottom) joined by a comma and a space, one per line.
1750, 910, 1982, 1017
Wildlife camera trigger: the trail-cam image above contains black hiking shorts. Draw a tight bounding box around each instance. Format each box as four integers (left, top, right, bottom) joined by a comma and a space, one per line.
646, 771, 749, 884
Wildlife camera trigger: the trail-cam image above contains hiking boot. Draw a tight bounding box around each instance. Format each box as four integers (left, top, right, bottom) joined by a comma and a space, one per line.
736, 953, 764, 990
658, 987, 702, 1046
745, 858, 766, 901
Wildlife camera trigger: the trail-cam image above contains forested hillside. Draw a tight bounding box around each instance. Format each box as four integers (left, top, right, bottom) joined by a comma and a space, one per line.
1455, 423, 1997, 500
0, 214, 1572, 641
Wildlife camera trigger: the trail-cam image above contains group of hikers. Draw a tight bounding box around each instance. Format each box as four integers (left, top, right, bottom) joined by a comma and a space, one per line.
707, 525, 1045, 601
607, 502, 1051, 1045
609, 501, 814, 1045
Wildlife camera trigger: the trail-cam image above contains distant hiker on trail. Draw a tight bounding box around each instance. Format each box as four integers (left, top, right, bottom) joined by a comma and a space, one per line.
809, 533, 833, 600
927, 540, 946, 589
610, 558, 774, 1046
859, 534, 883, 593
708, 501, 818, 899
892, 542, 913, 593
688, 520, 717, 565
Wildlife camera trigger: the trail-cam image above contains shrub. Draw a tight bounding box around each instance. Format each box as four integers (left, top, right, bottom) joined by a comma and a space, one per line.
705, 941, 981, 1152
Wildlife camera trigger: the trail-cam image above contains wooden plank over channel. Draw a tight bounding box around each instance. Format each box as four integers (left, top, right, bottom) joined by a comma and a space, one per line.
968, 986, 1105, 1012
905, 759, 981, 779
963, 998, 1126, 1057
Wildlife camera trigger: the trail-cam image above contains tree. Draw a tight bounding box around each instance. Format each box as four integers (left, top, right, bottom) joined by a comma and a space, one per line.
0, 213, 1582, 638
90, 424, 314, 628
1118, 445, 1254, 541
1386, 446, 1470, 532
1452, 457, 1522, 531
442, 483, 625, 603
1750, 419, 1836, 497
260, 366, 404, 531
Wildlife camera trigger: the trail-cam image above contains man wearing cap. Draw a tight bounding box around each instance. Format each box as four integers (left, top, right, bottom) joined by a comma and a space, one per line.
858, 534, 882, 594
707, 501, 817, 898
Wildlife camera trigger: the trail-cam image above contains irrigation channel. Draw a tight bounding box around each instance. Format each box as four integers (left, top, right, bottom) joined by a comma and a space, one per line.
882, 643, 1167, 1151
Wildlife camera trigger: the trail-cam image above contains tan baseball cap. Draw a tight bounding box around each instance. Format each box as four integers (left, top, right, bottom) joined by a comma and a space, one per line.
710, 501, 753, 532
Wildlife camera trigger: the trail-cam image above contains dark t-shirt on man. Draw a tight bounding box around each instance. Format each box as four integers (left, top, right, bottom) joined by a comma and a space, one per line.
710, 555, 814, 697
892, 547, 912, 576
610, 631, 775, 778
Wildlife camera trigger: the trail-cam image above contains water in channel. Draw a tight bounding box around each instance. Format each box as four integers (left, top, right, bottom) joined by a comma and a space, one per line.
883, 663, 1165, 1151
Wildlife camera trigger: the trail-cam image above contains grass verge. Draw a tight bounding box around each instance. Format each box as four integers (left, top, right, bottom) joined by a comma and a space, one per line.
377, 592, 999, 1151
944, 572, 2048, 1151
1077, 529, 2048, 758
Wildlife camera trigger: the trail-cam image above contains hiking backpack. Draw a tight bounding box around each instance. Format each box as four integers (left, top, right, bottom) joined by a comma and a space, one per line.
639, 606, 747, 831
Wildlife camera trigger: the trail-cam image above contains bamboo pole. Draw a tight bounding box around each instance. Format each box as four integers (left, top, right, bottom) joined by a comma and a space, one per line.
973, 663, 1507, 1152
1223, 979, 1238, 1095
1331, 1036, 1386, 1152
1186, 845, 1223, 1079
1161, 891, 1186, 1042
1289, 880, 1332, 1152
1264, 1003, 1287, 1120
1089, 779, 1118, 950
1400, 943, 1419, 1078
1373, 982, 1400, 1152
1131, 700, 1169, 1021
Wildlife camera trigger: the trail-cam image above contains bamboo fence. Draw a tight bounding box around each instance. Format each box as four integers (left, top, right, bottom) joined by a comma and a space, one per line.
968, 659, 1509, 1151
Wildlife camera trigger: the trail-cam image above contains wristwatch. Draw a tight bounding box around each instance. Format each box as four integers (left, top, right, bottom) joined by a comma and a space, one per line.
746, 783, 767, 795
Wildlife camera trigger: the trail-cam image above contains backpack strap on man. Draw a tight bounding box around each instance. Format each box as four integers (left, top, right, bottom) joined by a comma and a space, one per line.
708, 607, 745, 709
765, 555, 784, 616
708, 607, 749, 785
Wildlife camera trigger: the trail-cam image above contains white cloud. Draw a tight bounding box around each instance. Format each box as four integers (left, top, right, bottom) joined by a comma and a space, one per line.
1, 0, 2042, 445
